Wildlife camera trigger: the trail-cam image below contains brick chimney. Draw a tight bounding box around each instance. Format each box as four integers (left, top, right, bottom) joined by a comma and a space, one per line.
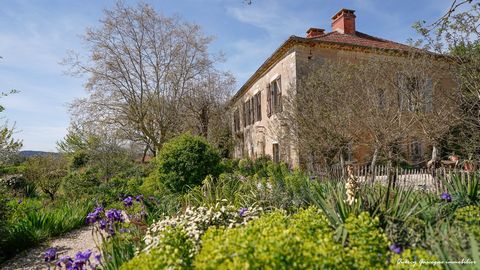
331, 9, 356, 34
306, 27, 325, 38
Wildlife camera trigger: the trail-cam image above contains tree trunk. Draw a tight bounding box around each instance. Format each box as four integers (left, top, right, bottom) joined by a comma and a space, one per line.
428, 145, 440, 192
141, 144, 149, 163
369, 147, 379, 184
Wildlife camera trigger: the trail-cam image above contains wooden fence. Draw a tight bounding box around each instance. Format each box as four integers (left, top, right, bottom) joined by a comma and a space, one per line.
315, 164, 478, 192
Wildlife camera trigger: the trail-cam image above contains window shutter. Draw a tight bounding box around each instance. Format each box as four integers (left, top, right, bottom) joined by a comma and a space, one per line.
253, 95, 257, 122
257, 92, 262, 121
267, 84, 272, 117
277, 78, 282, 112
245, 99, 250, 126
250, 98, 254, 125
243, 101, 247, 127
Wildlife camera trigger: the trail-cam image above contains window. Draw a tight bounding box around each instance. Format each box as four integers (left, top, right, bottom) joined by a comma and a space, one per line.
233, 108, 240, 132
267, 77, 282, 117
272, 143, 280, 163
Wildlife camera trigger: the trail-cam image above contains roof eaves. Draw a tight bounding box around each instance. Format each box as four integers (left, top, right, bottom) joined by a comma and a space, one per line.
229, 36, 298, 105
229, 35, 450, 107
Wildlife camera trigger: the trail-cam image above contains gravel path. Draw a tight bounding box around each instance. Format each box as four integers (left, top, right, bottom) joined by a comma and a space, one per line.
1, 226, 100, 270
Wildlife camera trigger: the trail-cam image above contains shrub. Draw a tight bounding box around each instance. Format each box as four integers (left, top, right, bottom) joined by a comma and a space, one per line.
454, 205, 480, 239
120, 227, 195, 270
155, 133, 221, 193
343, 212, 389, 268
24, 155, 68, 200
143, 201, 262, 253
195, 208, 334, 269
195, 208, 393, 269
62, 169, 101, 199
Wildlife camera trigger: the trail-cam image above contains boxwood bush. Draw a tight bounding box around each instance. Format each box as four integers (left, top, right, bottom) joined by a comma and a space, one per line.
154, 133, 221, 193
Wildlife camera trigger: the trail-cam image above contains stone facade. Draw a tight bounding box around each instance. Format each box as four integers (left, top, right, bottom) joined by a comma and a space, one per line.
229, 8, 456, 167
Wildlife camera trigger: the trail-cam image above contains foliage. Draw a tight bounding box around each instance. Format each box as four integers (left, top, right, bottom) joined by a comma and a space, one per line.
88, 196, 147, 270
144, 201, 261, 254
58, 127, 136, 180
24, 155, 68, 200
155, 133, 221, 193
61, 169, 101, 199
195, 208, 405, 269
119, 228, 195, 270
453, 205, 480, 240
442, 172, 480, 207
0, 198, 92, 261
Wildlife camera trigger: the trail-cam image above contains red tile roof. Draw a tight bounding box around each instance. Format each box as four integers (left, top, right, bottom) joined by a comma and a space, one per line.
230, 30, 438, 104
308, 31, 417, 51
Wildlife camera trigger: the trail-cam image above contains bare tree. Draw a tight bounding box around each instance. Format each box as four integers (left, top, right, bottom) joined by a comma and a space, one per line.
413, 1, 480, 161
281, 53, 458, 187
0, 90, 22, 165
65, 2, 224, 156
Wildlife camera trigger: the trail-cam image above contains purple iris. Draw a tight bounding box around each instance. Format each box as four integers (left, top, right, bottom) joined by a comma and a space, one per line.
56, 256, 73, 268
86, 207, 104, 224
389, 244, 402, 254
135, 195, 143, 202
106, 209, 123, 222
95, 253, 101, 262
73, 249, 92, 269
99, 219, 107, 230
44, 247, 57, 262
123, 196, 133, 207
108, 224, 115, 236
86, 212, 98, 224
239, 208, 248, 217
17, 199, 22, 204
440, 192, 452, 202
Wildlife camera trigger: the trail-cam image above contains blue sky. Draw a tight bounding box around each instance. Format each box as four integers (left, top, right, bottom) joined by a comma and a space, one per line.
0, 0, 452, 151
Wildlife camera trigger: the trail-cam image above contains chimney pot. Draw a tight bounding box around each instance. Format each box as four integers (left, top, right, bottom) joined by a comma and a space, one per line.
331, 8, 356, 34
306, 28, 325, 38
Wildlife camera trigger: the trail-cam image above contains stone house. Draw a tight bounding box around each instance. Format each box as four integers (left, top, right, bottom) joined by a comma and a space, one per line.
229, 8, 454, 168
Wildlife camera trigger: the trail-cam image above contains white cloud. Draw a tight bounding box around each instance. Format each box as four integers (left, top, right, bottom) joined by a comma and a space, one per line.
227, 0, 308, 38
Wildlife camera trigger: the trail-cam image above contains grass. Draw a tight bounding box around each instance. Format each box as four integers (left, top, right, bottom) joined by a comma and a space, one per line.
0, 198, 93, 261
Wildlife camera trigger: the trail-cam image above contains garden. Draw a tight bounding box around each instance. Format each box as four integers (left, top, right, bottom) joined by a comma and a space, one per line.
1, 133, 479, 269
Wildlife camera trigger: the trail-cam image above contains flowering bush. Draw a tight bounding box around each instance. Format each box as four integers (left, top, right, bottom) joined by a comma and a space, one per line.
143, 200, 262, 254
118, 201, 260, 270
